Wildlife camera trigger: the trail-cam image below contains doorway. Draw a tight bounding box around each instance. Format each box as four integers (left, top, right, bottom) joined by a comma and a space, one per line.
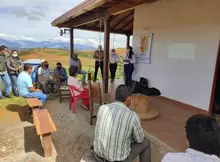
209, 41, 220, 116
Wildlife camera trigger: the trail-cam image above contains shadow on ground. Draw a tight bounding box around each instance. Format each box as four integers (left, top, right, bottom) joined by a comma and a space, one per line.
24, 126, 44, 157
6, 104, 44, 157
6, 104, 33, 124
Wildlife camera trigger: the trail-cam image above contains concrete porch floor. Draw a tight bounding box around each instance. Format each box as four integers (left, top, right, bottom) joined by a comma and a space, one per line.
101, 80, 195, 152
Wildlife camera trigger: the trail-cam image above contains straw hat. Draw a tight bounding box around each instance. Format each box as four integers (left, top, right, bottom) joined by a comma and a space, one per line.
130, 95, 159, 120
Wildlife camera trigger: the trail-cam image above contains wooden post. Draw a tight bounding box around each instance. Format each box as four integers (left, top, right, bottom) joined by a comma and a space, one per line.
126, 34, 130, 48
42, 133, 52, 157
103, 17, 111, 94
70, 28, 74, 58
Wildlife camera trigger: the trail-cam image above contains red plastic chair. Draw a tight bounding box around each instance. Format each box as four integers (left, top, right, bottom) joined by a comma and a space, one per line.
68, 85, 89, 114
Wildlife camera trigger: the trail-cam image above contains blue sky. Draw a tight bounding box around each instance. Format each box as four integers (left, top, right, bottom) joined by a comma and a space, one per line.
0, 0, 127, 48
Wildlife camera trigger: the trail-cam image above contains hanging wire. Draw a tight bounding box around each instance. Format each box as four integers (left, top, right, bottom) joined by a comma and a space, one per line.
112, 32, 115, 49
98, 19, 102, 65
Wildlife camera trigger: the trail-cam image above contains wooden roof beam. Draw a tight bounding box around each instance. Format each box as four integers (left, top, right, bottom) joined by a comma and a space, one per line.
58, 10, 106, 28
75, 26, 132, 35
113, 10, 134, 29
119, 19, 134, 30
107, 0, 150, 15
58, 0, 151, 28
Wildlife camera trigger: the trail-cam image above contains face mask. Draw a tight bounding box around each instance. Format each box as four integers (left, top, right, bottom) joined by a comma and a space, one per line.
12, 53, 18, 57
4, 52, 8, 55
72, 54, 77, 60
112, 52, 115, 55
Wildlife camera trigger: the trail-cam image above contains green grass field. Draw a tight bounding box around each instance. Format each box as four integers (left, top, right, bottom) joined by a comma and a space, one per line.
19, 48, 124, 81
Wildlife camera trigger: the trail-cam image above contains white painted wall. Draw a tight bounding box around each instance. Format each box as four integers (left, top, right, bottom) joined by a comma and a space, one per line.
132, 0, 220, 111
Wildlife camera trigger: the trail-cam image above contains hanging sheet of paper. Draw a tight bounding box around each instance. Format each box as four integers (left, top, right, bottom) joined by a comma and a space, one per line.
168, 43, 196, 60
136, 34, 153, 64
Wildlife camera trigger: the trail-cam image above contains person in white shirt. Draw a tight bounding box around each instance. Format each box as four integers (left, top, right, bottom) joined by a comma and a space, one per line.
38, 60, 56, 93
162, 114, 220, 162
109, 49, 120, 82
123, 46, 136, 87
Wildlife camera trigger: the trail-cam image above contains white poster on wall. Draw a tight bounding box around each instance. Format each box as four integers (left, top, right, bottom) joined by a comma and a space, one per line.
136, 34, 153, 64
168, 43, 196, 60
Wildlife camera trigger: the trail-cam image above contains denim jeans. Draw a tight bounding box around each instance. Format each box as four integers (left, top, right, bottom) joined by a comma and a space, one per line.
9, 74, 18, 96
124, 64, 134, 87
78, 70, 87, 83
0, 73, 11, 97
25, 92, 48, 103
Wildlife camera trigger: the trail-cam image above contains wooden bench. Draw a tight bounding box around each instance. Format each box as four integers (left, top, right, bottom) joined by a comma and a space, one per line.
25, 98, 43, 115
25, 98, 43, 109
33, 109, 57, 157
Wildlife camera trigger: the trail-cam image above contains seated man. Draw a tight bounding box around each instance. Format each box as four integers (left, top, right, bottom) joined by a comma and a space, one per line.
69, 53, 87, 84
17, 64, 47, 103
162, 114, 220, 162
93, 85, 151, 162
53, 62, 68, 86
38, 60, 56, 93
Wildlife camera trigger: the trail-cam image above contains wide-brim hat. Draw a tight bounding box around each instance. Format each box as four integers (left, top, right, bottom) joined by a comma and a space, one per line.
130, 95, 159, 120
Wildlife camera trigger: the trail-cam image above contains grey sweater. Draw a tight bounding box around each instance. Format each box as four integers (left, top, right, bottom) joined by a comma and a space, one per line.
69, 58, 82, 71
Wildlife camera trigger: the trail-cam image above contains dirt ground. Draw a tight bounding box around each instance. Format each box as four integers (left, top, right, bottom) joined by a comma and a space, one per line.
0, 94, 168, 162
0, 97, 95, 162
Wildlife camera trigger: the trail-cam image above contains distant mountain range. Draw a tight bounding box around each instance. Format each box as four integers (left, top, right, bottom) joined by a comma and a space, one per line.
0, 38, 96, 50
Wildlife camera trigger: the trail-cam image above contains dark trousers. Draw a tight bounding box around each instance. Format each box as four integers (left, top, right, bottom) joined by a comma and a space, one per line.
94, 61, 104, 81
110, 63, 117, 80
124, 64, 134, 87
94, 137, 151, 162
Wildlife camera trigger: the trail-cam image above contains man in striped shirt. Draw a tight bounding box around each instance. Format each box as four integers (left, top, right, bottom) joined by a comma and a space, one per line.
93, 85, 151, 162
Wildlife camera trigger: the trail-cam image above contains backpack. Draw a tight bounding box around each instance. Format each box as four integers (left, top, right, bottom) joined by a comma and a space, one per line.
131, 81, 141, 93
31, 65, 41, 82
140, 87, 161, 96
139, 77, 148, 88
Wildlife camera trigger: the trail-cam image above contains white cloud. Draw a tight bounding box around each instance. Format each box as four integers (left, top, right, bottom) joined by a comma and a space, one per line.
47, 36, 69, 42
12, 7, 46, 21
87, 39, 100, 47
0, 33, 36, 41
0, 0, 84, 7
0, 0, 127, 48
0, 33, 107, 48
0, 33, 15, 40
20, 36, 36, 41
